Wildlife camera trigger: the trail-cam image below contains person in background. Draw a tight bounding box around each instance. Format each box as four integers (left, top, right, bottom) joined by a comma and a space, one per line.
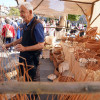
16, 20, 20, 39
66, 21, 71, 32
79, 29, 84, 37
48, 19, 56, 36
55, 22, 66, 40
2, 19, 15, 52
40, 18, 47, 36
11, 19, 18, 40
46, 21, 50, 36
18, 19, 24, 38
0, 18, 6, 36
0, 18, 2, 35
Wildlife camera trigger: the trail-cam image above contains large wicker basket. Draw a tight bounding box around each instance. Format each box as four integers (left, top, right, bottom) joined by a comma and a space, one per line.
74, 37, 88, 43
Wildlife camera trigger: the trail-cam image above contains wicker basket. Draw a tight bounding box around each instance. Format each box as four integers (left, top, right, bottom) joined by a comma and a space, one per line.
75, 37, 88, 43
86, 63, 100, 71
61, 36, 67, 42
53, 44, 62, 54
53, 57, 58, 68
67, 37, 73, 42
86, 27, 97, 36
54, 68, 60, 77
85, 43, 100, 51
58, 75, 75, 82
42, 49, 50, 58
56, 57, 64, 65
50, 53, 53, 61
86, 39, 97, 44
97, 50, 100, 53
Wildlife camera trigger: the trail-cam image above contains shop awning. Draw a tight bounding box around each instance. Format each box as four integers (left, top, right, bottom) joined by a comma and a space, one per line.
16, 0, 100, 33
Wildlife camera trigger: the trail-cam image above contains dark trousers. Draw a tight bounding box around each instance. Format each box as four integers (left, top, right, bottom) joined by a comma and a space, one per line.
19, 53, 40, 81
3, 37, 13, 43
19, 53, 40, 100
3, 37, 13, 51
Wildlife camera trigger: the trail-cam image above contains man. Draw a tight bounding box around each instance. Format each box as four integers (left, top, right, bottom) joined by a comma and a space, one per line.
5, 2, 44, 81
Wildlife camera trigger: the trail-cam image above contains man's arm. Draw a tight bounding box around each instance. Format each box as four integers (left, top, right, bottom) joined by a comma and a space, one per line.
5, 37, 22, 49
15, 22, 45, 52
15, 42, 44, 52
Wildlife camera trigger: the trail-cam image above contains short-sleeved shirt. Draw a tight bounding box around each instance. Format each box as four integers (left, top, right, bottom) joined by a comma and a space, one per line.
24, 17, 44, 43
20, 17, 44, 67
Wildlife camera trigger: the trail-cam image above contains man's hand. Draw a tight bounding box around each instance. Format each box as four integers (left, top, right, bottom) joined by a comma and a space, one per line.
15, 44, 26, 52
2, 44, 10, 51
2, 44, 6, 51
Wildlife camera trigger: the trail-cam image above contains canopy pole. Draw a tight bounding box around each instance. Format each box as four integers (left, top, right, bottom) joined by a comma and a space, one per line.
76, 3, 91, 30
33, 0, 44, 11
90, 14, 100, 25
89, 3, 95, 23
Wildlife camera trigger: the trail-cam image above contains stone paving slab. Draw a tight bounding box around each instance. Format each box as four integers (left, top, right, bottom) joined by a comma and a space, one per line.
39, 58, 55, 82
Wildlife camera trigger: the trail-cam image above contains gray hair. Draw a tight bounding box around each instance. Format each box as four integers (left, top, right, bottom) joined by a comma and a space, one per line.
19, 2, 33, 13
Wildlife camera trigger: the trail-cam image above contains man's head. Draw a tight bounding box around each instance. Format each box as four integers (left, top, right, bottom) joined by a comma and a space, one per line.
19, 2, 34, 24
5, 18, 11, 24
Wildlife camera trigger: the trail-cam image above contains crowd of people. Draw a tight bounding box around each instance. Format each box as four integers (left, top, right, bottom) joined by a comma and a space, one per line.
0, 15, 57, 47
0, 14, 87, 50
0, 17, 24, 49
40, 19, 87, 39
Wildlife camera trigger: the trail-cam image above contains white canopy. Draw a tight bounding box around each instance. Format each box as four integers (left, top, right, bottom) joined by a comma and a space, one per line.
16, 0, 100, 32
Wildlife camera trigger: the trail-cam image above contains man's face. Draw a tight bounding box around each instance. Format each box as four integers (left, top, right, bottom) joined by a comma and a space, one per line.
20, 5, 31, 23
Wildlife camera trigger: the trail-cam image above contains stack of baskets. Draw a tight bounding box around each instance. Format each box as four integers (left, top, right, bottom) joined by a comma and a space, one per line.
85, 41, 100, 51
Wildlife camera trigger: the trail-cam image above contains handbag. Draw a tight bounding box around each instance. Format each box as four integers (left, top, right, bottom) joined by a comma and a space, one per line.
5, 25, 13, 38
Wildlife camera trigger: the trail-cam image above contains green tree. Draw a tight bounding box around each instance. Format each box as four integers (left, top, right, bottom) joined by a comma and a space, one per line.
68, 14, 80, 21
8, 7, 20, 16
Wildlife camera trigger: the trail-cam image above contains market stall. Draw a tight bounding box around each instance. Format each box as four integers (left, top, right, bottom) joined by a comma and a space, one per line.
0, 0, 100, 100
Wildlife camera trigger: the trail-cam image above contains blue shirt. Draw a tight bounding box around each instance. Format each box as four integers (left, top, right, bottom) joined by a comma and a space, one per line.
24, 17, 44, 43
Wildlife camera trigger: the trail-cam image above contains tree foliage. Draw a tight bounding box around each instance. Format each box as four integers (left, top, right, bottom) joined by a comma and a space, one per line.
8, 7, 20, 16
68, 14, 81, 21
